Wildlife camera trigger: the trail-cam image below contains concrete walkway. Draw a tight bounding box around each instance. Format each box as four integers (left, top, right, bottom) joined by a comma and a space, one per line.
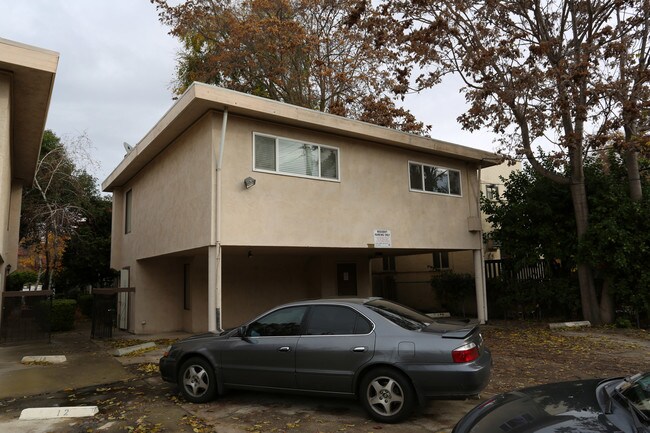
0, 322, 134, 399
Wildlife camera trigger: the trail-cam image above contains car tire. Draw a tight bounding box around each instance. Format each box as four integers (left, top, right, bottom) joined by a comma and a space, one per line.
359, 367, 415, 423
178, 357, 216, 403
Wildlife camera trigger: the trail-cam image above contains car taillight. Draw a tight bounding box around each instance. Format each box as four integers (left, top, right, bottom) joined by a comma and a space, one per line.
452, 342, 479, 363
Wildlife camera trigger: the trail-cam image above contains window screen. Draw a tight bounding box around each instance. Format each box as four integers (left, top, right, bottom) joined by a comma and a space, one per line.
254, 133, 339, 181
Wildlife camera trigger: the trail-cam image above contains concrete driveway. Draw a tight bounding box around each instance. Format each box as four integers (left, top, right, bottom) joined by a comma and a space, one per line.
0, 321, 477, 432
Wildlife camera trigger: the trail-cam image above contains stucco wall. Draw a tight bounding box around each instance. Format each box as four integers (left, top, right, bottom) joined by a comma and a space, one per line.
132, 257, 186, 334
111, 111, 483, 265
219, 115, 482, 250
220, 250, 373, 329
111, 114, 214, 267
0, 74, 10, 270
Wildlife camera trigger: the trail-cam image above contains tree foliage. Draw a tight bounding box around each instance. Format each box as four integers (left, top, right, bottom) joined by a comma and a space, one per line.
357, 0, 650, 324
579, 153, 650, 322
151, 0, 429, 133
483, 153, 650, 322
482, 159, 579, 270
56, 188, 116, 291
19, 130, 113, 293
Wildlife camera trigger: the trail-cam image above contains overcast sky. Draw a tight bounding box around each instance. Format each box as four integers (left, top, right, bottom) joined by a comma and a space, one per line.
2, 0, 497, 185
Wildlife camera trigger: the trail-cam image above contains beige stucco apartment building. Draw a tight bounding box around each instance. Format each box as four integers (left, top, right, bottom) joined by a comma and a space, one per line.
0, 39, 58, 319
103, 84, 500, 334
370, 162, 521, 313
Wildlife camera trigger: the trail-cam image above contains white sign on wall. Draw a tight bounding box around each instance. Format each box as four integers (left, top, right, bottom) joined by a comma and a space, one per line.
373, 229, 392, 248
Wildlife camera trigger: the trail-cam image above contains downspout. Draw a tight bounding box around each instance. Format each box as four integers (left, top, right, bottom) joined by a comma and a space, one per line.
209, 108, 228, 332
474, 163, 488, 324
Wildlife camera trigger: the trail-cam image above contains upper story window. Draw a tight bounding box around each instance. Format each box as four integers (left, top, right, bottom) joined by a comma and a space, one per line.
124, 189, 132, 234
409, 161, 461, 196
485, 184, 500, 200
254, 133, 339, 181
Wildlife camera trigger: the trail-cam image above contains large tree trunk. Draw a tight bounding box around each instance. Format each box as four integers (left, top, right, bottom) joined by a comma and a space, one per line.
600, 278, 615, 324
569, 181, 602, 325
624, 149, 642, 202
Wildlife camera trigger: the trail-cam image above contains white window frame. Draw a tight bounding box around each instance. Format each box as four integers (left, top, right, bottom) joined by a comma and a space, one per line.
408, 161, 462, 197
253, 132, 340, 182
485, 184, 500, 200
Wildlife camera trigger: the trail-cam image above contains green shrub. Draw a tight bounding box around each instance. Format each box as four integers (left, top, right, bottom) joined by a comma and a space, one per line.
38, 299, 77, 332
77, 294, 94, 317
431, 272, 475, 317
6, 270, 38, 291
615, 317, 633, 328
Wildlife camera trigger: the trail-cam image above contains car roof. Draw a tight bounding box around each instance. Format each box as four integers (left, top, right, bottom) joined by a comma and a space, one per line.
280, 297, 382, 307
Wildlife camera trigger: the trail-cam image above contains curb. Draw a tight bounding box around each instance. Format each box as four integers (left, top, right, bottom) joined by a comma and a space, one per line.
19, 406, 99, 420
112, 342, 156, 357
21, 355, 67, 364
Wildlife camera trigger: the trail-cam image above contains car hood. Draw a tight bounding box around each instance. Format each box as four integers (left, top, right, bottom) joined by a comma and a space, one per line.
174, 330, 234, 347
453, 379, 623, 433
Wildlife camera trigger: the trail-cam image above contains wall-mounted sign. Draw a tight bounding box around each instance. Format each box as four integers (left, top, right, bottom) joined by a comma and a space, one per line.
373, 229, 392, 248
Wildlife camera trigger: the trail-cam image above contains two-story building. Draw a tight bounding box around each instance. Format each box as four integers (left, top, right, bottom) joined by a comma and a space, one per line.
0, 38, 58, 322
102, 84, 500, 334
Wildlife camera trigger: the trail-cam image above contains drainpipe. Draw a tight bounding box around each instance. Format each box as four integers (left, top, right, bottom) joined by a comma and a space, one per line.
209, 108, 228, 332
475, 163, 488, 324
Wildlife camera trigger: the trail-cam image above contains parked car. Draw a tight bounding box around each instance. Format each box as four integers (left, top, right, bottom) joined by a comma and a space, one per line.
160, 297, 491, 423
453, 372, 650, 432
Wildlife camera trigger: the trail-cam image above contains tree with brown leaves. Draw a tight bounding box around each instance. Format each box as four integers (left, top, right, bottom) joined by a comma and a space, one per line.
355, 0, 650, 325
151, 0, 429, 134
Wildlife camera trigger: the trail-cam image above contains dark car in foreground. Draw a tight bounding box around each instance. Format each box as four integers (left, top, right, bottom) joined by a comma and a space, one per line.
160, 297, 491, 422
453, 372, 650, 433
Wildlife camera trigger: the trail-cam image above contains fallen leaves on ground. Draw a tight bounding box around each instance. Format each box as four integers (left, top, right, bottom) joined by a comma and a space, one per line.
105, 338, 150, 349
180, 414, 214, 433
482, 322, 650, 395
137, 363, 160, 375
124, 346, 158, 357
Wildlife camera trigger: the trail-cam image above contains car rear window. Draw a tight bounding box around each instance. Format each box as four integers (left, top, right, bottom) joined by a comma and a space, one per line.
365, 299, 431, 331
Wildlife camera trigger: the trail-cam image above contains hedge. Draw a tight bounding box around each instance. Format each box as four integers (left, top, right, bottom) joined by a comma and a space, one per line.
38, 299, 77, 332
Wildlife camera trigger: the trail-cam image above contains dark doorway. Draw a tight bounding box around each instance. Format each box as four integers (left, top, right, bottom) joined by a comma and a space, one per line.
337, 263, 357, 296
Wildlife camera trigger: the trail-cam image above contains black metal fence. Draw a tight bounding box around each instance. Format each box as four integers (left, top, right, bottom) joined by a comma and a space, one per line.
0, 290, 52, 344
91, 287, 134, 339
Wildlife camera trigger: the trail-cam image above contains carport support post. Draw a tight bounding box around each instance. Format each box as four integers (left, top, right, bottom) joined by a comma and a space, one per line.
208, 245, 221, 332
474, 249, 488, 324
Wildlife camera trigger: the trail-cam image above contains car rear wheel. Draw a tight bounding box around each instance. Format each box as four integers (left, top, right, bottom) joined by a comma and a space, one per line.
360, 367, 415, 423
178, 357, 216, 403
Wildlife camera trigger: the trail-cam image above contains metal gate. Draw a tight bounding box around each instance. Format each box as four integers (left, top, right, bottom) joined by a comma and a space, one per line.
0, 290, 52, 344
91, 287, 134, 339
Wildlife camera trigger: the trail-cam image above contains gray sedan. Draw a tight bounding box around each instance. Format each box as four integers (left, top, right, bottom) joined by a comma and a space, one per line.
159, 297, 491, 423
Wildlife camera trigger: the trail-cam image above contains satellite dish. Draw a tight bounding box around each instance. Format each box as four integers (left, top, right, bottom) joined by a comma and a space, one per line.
123, 142, 134, 155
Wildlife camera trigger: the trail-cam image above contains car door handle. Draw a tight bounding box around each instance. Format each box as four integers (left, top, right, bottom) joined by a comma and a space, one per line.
278, 346, 291, 352
352, 347, 367, 352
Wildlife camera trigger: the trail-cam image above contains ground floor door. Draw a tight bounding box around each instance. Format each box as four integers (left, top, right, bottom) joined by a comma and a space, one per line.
337, 263, 357, 296
118, 269, 130, 330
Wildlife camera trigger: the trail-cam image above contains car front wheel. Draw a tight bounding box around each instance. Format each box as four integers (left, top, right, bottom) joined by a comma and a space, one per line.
178, 357, 216, 403
359, 367, 415, 423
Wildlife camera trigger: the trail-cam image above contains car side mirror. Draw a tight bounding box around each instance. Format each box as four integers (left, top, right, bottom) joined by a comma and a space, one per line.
239, 325, 253, 343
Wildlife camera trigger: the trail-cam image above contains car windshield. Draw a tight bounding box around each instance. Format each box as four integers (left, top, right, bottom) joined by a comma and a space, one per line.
365, 299, 431, 331
616, 372, 650, 420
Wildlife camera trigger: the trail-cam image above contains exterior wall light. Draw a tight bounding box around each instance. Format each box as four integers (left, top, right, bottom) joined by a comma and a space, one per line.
244, 177, 256, 189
